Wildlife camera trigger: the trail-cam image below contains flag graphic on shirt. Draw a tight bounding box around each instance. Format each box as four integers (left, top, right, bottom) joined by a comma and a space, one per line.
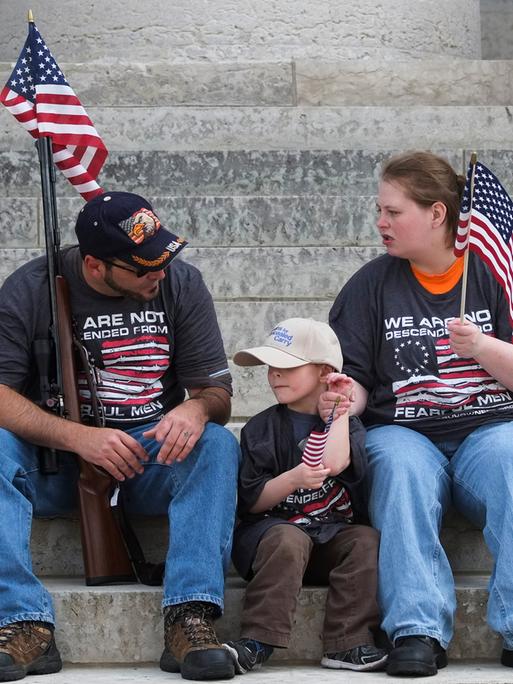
453, 161, 513, 324
301, 401, 338, 467
285, 481, 353, 525
0, 20, 107, 201
392, 335, 505, 408
78, 335, 170, 416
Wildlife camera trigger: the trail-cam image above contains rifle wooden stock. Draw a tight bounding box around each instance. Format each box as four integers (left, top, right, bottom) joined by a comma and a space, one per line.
55, 275, 136, 586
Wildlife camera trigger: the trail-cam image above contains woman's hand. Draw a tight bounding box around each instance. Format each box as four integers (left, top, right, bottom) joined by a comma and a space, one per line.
448, 319, 484, 358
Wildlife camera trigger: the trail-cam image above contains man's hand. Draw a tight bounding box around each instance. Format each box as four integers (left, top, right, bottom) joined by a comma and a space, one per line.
75, 426, 148, 481
448, 319, 483, 358
289, 462, 331, 490
142, 400, 208, 464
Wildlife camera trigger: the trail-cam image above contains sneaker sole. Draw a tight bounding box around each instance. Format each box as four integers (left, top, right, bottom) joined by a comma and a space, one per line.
223, 644, 252, 674
321, 654, 388, 672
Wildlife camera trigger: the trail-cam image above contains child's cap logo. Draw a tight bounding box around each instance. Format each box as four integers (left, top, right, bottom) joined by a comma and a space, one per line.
270, 326, 293, 347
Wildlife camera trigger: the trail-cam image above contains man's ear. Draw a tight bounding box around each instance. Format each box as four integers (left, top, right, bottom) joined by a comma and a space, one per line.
83, 254, 105, 278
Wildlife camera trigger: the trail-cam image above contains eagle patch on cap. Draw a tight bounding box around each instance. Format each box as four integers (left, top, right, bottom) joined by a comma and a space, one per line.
118, 208, 161, 244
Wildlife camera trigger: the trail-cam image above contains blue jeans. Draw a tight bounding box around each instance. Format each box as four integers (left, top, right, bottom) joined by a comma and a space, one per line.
0, 421, 240, 627
366, 421, 513, 650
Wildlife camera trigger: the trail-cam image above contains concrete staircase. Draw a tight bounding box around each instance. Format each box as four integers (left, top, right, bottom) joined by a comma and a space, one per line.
30, 509, 500, 667
1, 24, 513, 680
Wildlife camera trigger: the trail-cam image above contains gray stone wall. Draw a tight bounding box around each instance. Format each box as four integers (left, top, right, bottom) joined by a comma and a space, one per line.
2, 0, 481, 62
481, 0, 513, 59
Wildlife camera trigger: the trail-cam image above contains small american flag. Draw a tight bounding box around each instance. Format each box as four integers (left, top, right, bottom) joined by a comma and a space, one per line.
302, 400, 339, 468
0, 20, 107, 201
454, 160, 513, 323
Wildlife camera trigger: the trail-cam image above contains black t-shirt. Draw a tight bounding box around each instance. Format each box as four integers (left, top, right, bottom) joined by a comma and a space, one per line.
329, 253, 513, 441
254, 407, 355, 525
0, 247, 232, 427
232, 403, 368, 579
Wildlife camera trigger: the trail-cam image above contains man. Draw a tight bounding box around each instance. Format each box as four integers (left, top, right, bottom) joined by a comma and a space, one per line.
0, 191, 240, 681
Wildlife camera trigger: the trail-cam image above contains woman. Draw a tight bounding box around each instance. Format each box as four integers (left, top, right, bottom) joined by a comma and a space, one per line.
327, 151, 513, 677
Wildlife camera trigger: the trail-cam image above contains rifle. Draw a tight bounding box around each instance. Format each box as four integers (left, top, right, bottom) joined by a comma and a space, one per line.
36, 136, 136, 586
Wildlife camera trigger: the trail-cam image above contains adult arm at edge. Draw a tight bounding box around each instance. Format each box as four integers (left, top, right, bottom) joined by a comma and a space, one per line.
448, 320, 513, 391
350, 380, 369, 416
0, 384, 148, 480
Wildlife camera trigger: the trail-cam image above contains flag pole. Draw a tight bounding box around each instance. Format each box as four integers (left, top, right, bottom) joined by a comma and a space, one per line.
28, 9, 34, 22
459, 152, 478, 323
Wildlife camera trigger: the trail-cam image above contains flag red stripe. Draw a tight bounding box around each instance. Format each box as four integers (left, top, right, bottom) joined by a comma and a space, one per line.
1, 24, 107, 201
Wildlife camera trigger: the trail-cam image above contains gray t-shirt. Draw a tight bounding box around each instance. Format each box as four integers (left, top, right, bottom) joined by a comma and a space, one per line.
0, 247, 232, 427
330, 252, 513, 441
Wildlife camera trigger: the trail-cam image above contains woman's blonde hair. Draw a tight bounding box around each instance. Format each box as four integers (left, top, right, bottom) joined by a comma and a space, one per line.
381, 151, 467, 245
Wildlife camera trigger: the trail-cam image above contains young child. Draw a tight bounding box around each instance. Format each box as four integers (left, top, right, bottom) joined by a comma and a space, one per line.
224, 318, 386, 673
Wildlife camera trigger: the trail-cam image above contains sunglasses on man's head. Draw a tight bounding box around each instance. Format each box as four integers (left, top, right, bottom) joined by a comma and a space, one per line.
102, 259, 167, 278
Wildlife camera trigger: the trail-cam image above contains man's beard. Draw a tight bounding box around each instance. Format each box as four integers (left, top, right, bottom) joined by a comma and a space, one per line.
103, 271, 160, 302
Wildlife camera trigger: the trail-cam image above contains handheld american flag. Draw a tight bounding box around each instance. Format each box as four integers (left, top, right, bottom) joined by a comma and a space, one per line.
302, 399, 339, 468
0, 18, 107, 201
454, 160, 513, 324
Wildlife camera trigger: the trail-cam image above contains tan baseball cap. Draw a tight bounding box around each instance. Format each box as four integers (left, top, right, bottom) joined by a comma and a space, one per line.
233, 318, 343, 371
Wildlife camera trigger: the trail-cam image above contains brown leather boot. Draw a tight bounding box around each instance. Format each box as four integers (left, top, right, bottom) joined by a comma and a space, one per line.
0, 621, 62, 681
160, 602, 234, 680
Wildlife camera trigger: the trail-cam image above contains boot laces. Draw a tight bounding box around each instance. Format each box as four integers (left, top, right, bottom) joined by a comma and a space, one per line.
0, 621, 50, 647
0, 623, 24, 645
182, 614, 218, 647
165, 603, 219, 648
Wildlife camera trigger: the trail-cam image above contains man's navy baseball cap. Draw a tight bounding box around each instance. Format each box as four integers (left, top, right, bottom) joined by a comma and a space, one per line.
75, 191, 187, 271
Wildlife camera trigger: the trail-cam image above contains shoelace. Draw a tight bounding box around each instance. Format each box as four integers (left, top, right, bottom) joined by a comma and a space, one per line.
0, 622, 50, 647
181, 615, 219, 647
0, 622, 24, 646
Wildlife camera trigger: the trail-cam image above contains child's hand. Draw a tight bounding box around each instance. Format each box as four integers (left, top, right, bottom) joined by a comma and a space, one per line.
318, 373, 353, 422
290, 462, 331, 490
326, 372, 354, 399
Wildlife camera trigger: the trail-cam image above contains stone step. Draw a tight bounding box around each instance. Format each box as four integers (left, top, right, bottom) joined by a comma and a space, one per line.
0, 2, 483, 64
46, 575, 499, 664
0, 244, 380, 296
15, 662, 513, 684
3, 59, 513, 108
2, 106, 513, 153
0, 148, 468, 198
31, 508, 491, 578
2, 148, 512, 256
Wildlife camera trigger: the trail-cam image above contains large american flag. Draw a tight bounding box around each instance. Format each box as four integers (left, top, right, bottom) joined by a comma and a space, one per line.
0, 20, 107, 201
454, 160, 513, 323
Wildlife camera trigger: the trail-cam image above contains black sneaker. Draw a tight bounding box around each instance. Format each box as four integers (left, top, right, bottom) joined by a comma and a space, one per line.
386, 635, 447, 677
0, 621, 62, 682
501, 648, 513, 667
321, 644, 388, 671
223, 639, 274, 674
160, 602, 234, 680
